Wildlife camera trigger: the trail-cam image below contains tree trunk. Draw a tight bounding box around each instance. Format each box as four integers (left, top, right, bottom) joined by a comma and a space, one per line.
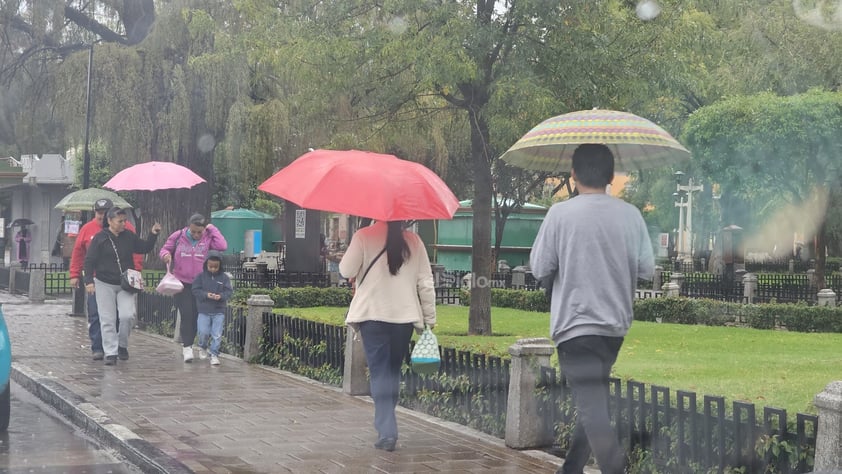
468, 110, 492, 336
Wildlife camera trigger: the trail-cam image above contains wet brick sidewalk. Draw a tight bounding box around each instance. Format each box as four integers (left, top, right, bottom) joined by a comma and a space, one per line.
1, 292, 566, 473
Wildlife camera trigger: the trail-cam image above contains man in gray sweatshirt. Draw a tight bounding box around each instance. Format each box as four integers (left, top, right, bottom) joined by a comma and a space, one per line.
530, 143, 655, 474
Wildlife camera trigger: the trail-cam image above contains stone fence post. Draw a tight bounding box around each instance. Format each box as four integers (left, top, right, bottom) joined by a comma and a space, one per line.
430, 264, 446, 287
814, 381, 842, 471
28, 268, 45, 303
669, 272, 685, 290
652, 265, 663, 292
505, 338, 555, 449
511, 267, 526, 289
342, 325, 370, 396
742, 273, 757, 304
8, 267, 16, 294
244, 294, 274, 362
808, 269, 817, 287
818, 289, 837, 307
662, 282, 680, 297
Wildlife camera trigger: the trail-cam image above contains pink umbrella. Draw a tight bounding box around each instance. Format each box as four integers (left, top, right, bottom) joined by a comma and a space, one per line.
104, 161, 206, 191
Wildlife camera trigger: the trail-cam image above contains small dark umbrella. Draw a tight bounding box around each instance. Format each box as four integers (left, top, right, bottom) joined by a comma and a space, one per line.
9, 218, 34, 227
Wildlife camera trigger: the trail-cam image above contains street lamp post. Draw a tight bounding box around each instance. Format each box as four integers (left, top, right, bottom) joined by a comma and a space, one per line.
674, 191, 687, 256
674, 171, 703, 260
71, 44, 95, 317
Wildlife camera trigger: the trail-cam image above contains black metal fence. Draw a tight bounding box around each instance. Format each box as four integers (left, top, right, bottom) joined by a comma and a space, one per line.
136, 292, 247, 358
261, 313, 345, 374
25, 262, 69, 272
538, 368, 817, 474
402, 347, 511, 438
136, 292, 178, 337
45, 270, 72, 295
678, 273, 746, 302
755, 274, 817, 305
126, 292, 823, 471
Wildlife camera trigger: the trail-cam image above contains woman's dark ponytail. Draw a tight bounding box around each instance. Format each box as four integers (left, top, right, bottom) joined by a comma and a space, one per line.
386, 221, 410, 275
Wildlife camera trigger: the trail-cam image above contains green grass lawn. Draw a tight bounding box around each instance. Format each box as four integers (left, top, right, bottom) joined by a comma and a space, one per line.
282, 305, 842, 415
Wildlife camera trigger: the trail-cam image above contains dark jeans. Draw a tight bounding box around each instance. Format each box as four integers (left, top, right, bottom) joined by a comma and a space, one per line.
88, 292, 120, 353
557, 335, 626, 474
174, 282, 198, 347
88, 293, 102, 353
359, 320, 414, 440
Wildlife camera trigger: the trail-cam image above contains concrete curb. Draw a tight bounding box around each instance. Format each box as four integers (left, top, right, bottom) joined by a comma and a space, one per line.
11, 362, 193, 474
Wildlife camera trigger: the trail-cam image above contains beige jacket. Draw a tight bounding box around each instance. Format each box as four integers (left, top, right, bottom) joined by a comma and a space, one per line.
339, 221, 436, 329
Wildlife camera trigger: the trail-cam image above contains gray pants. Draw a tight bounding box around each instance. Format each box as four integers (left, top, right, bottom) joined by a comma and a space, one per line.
557, 335, 626, 474
93, 278, 135, 357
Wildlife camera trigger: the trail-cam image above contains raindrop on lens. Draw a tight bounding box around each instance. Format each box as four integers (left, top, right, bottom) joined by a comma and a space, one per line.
387, 16, 407, 35
636, 0, 661, 21
197, 134, 216, 153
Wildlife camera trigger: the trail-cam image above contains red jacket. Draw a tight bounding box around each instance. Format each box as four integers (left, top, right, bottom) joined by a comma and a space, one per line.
69, 217, 144, 279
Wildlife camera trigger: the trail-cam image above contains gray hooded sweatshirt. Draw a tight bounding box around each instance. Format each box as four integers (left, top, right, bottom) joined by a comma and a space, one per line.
530, 194, 655, 346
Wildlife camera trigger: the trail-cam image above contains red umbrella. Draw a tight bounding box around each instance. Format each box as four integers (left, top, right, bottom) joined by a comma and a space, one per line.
104, 161, 206, 191
257, 149, 459, 221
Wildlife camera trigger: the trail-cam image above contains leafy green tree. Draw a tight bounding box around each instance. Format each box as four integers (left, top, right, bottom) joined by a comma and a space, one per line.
254, 0, 715, 334
683, 89, 842, 287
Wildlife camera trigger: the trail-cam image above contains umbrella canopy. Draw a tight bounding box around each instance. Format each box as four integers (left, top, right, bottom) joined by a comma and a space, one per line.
500, 109, 691, 173
257, 149, 459, 221
104, 161, 206, 191
55, 188, 133, 212
9, 218, 34, 227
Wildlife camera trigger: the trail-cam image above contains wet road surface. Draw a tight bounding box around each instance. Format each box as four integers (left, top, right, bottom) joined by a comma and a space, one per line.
0, 381, 140, 474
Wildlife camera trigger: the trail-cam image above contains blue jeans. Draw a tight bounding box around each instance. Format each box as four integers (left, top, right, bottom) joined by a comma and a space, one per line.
358, 320, 414, 440
557, 335, 626, 474
197, 312, 224, 356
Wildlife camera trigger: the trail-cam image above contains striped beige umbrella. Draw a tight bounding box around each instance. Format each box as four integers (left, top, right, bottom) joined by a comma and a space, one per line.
500, 109, 691, 173
54, 188, 133, 212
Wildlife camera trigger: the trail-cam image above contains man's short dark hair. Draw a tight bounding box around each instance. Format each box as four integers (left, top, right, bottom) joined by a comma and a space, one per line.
572, 144, 614, 188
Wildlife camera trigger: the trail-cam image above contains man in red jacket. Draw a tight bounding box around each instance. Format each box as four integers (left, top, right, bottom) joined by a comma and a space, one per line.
69, 198, 144, 360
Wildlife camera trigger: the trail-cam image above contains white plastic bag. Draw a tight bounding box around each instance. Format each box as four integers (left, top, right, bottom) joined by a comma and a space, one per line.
155, 265, 184, 296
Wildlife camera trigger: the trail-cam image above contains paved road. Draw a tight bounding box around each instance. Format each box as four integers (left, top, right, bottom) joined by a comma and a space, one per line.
2, 292, 568, 473
1, 381, 140, 473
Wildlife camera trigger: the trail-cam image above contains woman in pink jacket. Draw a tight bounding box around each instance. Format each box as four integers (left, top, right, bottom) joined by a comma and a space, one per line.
160, 213, 228, 362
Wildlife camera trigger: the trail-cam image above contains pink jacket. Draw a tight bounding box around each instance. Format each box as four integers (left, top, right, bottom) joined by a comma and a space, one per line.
159, 224, 228, 283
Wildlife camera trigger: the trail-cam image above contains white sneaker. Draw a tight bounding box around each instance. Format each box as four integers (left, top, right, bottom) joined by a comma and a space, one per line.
182, 346, 194, 363
210, 355, 220, 366
198, 348, 208, 360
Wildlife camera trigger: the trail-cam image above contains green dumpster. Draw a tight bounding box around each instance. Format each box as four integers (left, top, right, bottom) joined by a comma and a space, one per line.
210, 209, 275, 254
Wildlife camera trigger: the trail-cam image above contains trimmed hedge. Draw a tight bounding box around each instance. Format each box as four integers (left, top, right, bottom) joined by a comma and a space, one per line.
468, 288, 842, 334
231, 286, 352, 308
232, 286, 842, 334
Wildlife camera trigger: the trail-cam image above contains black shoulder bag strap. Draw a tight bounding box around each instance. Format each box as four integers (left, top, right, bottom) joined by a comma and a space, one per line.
357, 247, 387, 287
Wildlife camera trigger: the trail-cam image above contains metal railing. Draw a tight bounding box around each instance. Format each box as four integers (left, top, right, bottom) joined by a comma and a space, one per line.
538, 368, 817, 474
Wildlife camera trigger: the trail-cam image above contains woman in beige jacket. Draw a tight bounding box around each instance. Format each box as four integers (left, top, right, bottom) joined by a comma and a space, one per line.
339, 220, 436, 452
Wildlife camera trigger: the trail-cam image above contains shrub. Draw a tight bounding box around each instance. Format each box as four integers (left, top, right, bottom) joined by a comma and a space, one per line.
231, 287, 352, 308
